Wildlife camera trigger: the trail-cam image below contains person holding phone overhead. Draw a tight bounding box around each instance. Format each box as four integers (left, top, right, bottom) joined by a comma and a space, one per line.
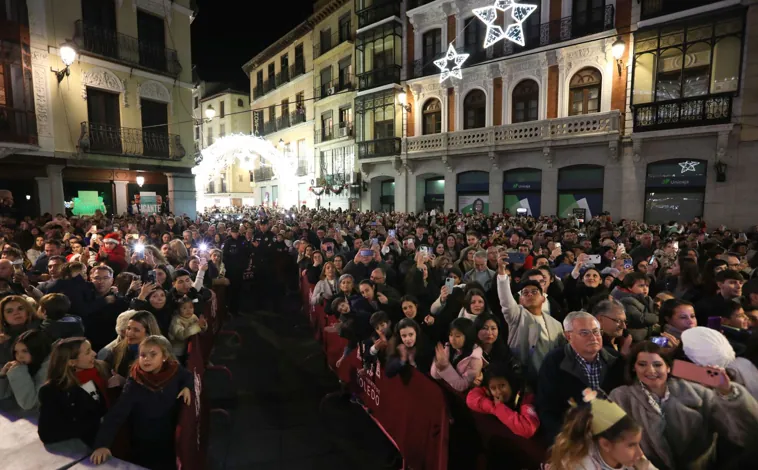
610, 340, 758, 470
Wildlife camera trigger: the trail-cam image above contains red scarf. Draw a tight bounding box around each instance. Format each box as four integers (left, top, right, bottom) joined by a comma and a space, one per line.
130, 360, 179, 391
76, 367, 111, 407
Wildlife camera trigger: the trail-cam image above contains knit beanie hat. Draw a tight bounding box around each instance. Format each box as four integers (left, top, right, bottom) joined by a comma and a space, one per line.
681, 326, 736, 368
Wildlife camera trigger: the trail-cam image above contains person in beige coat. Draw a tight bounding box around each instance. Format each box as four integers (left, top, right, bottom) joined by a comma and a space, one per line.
609, 341, 758, 470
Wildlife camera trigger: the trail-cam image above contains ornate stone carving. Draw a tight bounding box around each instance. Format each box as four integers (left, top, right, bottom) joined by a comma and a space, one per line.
392, 157, 403, 175
138, 80, 172, 106
489, 151, 499, 170
632, 139, 643, 163
81, 68, 125, 101
122, 79, 129, 108
441, 155, 454, 172
717, 131, 730, 160
543, 147, 553, 167
32, 67, 50, 137
359, 162, 372, 179
608, 140, 619, 162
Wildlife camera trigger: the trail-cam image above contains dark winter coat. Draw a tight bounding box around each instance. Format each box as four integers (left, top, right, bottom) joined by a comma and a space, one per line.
38, 381, 108, 447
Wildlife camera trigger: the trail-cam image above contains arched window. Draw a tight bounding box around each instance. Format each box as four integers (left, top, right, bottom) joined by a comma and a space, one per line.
237, 98, 244, 107
463, 90, 486, 129
569, 67, 601, 115
422, 98, 442, 135
512, 80, 538, 123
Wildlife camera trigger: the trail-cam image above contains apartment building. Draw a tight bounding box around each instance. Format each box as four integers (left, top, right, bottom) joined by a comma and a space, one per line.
312, 0, 360, 210
357, 0, 757, 227
0, 0, 197, 217
242, 17, 314, 208
192, 81, 253, 208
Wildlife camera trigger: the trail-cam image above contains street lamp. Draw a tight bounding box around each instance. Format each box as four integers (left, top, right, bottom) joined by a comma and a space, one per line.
205, 105, 216, 120
53, 42, 77, 83
612, 37, 626, 76
136, 175, 145, 187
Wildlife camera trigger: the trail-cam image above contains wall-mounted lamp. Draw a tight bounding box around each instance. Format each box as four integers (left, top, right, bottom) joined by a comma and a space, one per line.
25, 195, 31, 201
204, 105, 216, 120
52, 42, 77, 83
714, 160, 727, 182
278, 138, 285, 149
136, 175, 145, 187
397, 91, 411, 112
612, 37, 626, 77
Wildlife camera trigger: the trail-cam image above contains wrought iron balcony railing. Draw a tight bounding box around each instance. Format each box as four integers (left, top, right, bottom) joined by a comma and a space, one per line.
409, 6, 614, 80
78, 122, 185, 160
314, 75, 355, 100
252, 167, 274, 182
357, 1, 401, 28
0, 106, 37, 146
357, 65, 401, 90
632, 94, 733, 132
291, 107, 307, 126
74, 20, 181, 77
253, 84, 264, 100
262, 120, 277, 136
277, 114, 291, 131
314, 28, 355, 60
276, 67, 290, 86
315, 122, 353, 144
357, 137, 401, 159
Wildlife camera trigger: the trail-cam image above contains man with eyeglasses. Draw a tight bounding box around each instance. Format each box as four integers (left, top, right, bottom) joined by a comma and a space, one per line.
496, 257, 564, 386
593, 299, 632, 357
536, 311, 625, 444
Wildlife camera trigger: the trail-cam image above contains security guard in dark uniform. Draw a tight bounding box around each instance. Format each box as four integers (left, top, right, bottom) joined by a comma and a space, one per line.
222, 225, 249, 316
251, 217, 277, 310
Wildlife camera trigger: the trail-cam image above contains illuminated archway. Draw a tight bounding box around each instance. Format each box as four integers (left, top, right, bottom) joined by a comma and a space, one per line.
192, 134, 297, 211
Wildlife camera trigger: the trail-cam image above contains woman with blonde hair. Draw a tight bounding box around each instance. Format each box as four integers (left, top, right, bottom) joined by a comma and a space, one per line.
310, 261, 338, 306
38, 337, 112, 446
548, 389, 657, 470
0, 295, 37, 365
99, 311, 161, 381
166, 239, 188, 268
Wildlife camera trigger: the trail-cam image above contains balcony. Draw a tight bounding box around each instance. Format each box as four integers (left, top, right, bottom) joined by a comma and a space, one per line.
404, 111, 620, 157
263, 77, 276, 93
277, 114, 291, 131
78, 122, 185, 160
316, 122, 354, 144
496, 5, 614, 59
357, 1, 401, 28
291, 108, 307, 126
252, 167, 274, 182
276, 67, 290, 86
296, 161, 309, 176
314, 75, 355, 100
640, 0, 720, 21
262, 120, 278, 136
314, 29, 355, 60
253, 84, 264, 100
357, 65, 401, 90
632, 94, 733, 132
357, 137, 402, 159
74, 21, 181, 78
0, 106, 37, 146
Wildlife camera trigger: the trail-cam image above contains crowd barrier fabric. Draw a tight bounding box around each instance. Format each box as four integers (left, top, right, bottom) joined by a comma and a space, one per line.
301, 276, 449, 470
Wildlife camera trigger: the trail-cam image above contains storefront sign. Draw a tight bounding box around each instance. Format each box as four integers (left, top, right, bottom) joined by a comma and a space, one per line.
139, 192, 160, 214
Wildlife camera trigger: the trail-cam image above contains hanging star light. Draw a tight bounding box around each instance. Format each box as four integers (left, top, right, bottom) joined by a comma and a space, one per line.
434, 43, 469, 83
473, 1, 537, 49
679, 161, 700, 173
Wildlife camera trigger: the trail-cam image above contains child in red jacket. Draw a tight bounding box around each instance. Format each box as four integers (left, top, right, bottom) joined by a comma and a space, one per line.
466, 362, 539, 439
98, 233, 127, 274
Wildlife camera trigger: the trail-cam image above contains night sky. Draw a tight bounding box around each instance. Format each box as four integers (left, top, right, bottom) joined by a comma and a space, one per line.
191, 0, 316, 87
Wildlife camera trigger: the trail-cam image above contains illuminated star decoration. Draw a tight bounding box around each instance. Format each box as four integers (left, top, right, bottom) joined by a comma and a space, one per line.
473, 1, 537, 48
679, 160, 700, 173
434, 43, 470, 83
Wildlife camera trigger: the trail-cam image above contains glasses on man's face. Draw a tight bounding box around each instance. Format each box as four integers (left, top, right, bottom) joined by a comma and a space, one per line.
92, 276, 111, 282
599, 315, 627, 327
576, 329, 603, 338
520, 289, 541, 297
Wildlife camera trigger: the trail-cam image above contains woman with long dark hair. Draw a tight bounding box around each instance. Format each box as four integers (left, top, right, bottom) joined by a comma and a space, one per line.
0, 330, 51, 410
430, 317, 483, 392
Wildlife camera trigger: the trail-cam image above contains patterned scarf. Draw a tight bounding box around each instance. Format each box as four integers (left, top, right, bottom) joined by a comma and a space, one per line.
638, 380, 669, 421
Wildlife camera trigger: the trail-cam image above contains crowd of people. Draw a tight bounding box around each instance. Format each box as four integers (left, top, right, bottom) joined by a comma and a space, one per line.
2, 203, 758, 469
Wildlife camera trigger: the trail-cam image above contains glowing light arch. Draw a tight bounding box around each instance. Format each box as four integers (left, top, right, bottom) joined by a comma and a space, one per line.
192, 134, 298, 211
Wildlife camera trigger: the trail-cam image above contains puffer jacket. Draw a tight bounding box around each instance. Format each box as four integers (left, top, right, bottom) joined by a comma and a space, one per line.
430, 344, 484, 392
611, 287, 659, 342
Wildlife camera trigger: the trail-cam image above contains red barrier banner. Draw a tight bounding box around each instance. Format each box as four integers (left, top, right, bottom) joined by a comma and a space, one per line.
176, 336, 208, 470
